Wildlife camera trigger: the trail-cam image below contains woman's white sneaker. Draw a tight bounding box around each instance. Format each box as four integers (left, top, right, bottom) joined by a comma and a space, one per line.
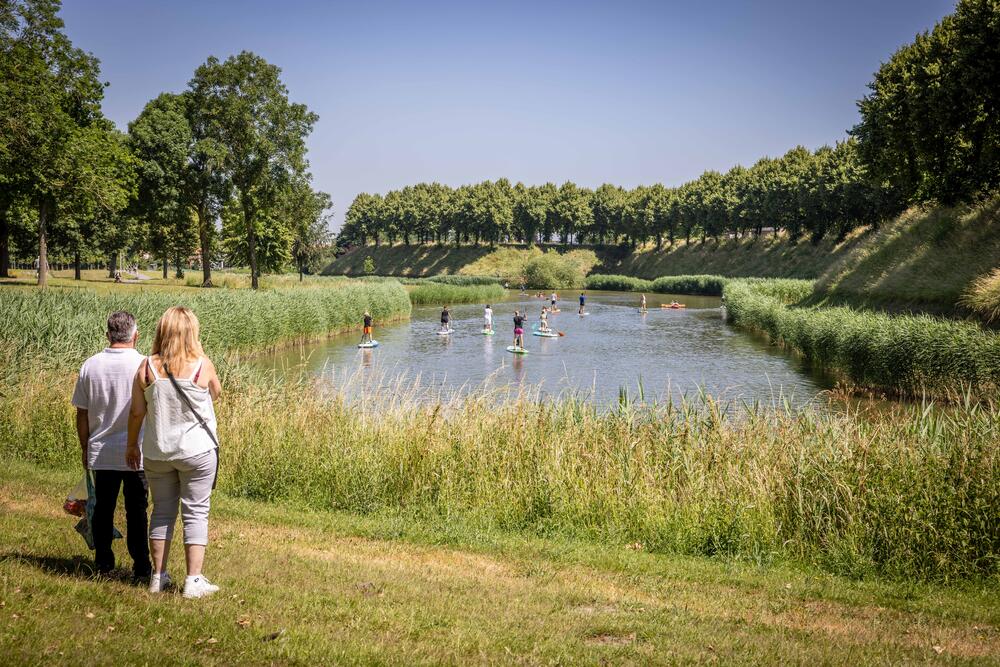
182, 575, 220, 599
148, 572, 172, 594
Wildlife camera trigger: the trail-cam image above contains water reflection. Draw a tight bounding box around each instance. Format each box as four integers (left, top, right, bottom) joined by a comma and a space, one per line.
252, 290, 833, 409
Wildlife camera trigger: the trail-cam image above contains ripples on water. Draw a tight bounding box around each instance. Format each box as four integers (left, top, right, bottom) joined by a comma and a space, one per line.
253, 290, 833, 410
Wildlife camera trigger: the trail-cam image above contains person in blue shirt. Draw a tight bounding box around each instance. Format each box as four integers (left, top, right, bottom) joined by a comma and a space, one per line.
578, 292, 586, 315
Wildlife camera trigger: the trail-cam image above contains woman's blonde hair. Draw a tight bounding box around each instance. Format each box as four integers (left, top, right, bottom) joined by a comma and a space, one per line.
151, 306, 204, 375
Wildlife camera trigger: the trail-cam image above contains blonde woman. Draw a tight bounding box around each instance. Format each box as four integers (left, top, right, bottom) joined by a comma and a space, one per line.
126, 306, 222, 599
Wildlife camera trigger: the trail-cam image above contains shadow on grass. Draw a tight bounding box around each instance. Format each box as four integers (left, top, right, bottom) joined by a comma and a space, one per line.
0, 551, 106, 580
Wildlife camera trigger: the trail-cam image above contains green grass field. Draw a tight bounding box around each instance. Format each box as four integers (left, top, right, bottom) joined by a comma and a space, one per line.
3, 462, 999, 665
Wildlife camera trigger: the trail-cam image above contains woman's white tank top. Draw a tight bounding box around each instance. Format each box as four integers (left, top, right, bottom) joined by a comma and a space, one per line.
141, 357, 218, 461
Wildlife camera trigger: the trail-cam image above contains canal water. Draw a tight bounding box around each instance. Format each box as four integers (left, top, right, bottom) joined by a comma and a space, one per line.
253, 290, 831, 408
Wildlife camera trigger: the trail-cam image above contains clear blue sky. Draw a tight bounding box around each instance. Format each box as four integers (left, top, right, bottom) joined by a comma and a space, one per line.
62, 0, 954, 228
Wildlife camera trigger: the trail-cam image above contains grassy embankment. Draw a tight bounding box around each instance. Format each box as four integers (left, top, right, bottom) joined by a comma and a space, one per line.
326, 199, 1000, 318
4, 461, 999, 665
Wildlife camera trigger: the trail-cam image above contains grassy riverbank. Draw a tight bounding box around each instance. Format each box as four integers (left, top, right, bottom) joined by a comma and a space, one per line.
4, 462, 998, 665
0, 280, 411, 379
724, 279, 1000, 397
5, 362, 999, 583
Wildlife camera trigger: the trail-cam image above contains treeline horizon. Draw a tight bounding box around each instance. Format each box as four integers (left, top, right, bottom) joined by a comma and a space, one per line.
341, 0, 999, 251
341, 139, 900, 250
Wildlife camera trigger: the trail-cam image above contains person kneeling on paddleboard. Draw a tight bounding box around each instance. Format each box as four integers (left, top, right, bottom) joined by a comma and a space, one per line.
361, 311, 373, 344
440, 306, 450, 333
483, 304, 493, 332
513, 310, 525, 349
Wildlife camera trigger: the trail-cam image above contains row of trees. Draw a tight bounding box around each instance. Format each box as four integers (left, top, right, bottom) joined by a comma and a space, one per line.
341, 139, 900, 249
852, 0, 999, 204
341, 0, 998, 251
0, 0, 331, 288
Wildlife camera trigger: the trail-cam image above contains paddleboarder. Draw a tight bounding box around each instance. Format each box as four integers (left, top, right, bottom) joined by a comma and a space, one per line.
360, 311, 374, 345
513, 309, 525, 349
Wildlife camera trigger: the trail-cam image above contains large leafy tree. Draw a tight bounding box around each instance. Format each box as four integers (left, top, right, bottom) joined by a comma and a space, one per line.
129, 93, 195, 278
286, 178, 332, 280
191, 51, 317, 289
0, 0, 112, 286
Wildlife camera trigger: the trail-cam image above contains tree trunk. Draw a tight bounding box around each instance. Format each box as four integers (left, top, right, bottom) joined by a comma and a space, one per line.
244, 200, 259, 290
108, 252, 117, 280
74, 249, 81, 280
174, 251, 184, 279
162, 253, 168, 279
0, 209, 10, 278
37, 197, 51, 287
198, 204, 213, 287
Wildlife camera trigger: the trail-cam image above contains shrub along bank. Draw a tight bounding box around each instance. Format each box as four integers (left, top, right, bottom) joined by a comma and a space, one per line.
724, 279, 1000, 396
407, 282, 506, 305
585, 273, 729, 296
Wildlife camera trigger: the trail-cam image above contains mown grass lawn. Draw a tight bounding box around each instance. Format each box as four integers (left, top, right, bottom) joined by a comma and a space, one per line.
2, 462, 998, 665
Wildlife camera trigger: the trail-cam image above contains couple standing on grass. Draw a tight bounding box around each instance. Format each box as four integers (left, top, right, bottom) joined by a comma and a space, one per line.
73, 306, 222, 599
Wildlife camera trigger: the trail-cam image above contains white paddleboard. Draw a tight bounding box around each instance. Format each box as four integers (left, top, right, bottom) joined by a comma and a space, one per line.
358, 341, 379, 348
437, 329, 454, 336
532, 331, 558, 337
481, 329, 495, 335
506, 346, 529, 354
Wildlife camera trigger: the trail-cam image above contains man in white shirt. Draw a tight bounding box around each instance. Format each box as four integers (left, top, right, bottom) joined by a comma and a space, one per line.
72, 311, 151, 578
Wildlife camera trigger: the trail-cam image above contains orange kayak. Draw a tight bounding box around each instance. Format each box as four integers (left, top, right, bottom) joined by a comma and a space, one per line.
661, 304, 687, 309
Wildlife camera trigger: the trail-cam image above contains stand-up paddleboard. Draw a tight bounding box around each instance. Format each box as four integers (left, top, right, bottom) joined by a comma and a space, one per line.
357, 341, 379, 348
578, 312, 589, 316
437, 329, 454, 335
481, 329, 495, 335
532, 330, 558, 337
506, 345, 529, 354
638, 309, 648, 314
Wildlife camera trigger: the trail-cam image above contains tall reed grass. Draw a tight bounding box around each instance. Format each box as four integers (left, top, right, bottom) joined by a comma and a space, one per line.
407, 282, 506, 305
426, 275, 504, 286
584, 274, 654, 292
4, 365, 997, 582
725, 279, 1000, 396
0, 281, 411, 379
650, 274, 728, 296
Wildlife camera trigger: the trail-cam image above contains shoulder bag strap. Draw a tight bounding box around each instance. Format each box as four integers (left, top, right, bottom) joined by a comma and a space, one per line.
165, 368, 220, 489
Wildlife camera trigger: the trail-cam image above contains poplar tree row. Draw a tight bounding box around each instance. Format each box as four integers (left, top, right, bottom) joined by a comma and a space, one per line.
341, 140, 899, 249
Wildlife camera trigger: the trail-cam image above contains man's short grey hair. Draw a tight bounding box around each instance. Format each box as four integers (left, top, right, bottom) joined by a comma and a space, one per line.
107, 311, 137, 344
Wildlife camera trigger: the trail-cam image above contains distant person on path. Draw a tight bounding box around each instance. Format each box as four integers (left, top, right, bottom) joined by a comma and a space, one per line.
72, 311, 151, 580
513, 310, 525, 349
440, 306, 451, 332
483, 304, 493, 333
361, 311, 374, 344
578, 292, 586, 314
127, 306, 222, 599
